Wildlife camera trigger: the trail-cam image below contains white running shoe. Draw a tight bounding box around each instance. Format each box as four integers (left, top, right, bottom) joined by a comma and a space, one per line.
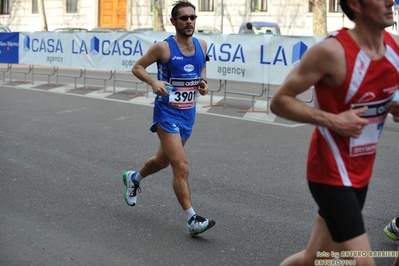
187, 214, 215, 236
122, 171, 141, 206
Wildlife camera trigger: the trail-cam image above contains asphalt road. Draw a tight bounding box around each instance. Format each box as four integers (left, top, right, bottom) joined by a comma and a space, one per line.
1, 81, 399, 266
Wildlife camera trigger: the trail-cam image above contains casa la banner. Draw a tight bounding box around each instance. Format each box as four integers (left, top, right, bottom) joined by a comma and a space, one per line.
0, 31, 322, 85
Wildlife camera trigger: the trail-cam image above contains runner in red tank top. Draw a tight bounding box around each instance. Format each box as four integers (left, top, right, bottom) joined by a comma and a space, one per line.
270, 0, 399, 265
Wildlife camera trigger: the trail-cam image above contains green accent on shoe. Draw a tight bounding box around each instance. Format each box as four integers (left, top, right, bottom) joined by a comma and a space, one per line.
190, 225, 207, 236
383, 218, 399, 241
189, 219, 216, 236
384, 227, 399, 241
122, 171, 128, 186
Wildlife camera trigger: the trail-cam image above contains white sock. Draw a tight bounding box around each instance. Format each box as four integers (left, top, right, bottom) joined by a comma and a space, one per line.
185, 207, 196, 221
133, 171, 143, 182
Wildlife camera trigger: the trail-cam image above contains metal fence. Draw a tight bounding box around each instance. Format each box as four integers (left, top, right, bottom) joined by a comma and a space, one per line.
0, 64, 314, 114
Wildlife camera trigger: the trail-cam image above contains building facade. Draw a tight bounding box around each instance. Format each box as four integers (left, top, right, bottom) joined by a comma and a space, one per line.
0, 0, 353, 35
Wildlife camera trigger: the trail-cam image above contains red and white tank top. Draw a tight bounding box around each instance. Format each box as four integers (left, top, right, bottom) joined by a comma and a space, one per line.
307, 28, 399, 188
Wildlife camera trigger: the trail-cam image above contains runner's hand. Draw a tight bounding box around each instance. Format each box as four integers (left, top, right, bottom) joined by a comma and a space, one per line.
151, 81, 171, 96
198, 80, 209, 96
331, 106, 369, 138
390, 100, 399, 122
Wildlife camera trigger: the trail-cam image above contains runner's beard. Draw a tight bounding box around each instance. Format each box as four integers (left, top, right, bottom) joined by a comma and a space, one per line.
177, 27, 194, 37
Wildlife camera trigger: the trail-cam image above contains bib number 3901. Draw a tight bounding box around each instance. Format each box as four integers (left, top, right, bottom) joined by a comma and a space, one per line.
169, 89, 197, 109
174, 91, 197, 102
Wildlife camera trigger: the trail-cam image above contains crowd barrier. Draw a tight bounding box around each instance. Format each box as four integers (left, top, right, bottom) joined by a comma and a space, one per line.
56, 68, 84, 88
0, 32, 321, 113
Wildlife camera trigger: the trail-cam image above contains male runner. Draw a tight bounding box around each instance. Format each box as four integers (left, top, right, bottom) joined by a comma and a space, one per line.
123, 0, 215, 236
270, 0, 399, 265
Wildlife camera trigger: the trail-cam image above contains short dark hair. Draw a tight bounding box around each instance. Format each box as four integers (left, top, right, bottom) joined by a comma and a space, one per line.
171, 0, 196, 18
246, 22, 253, 30
340, 0, 364, 21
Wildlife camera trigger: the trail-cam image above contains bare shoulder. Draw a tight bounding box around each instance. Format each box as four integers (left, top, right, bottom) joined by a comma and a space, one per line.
197, 38, 208, 49
197, 38, 207, 45
145, 40, 170, 63
286, 37, 346, 88
152, 40, 170, 54
196, 38, 208, 58
303, 37, 343, 64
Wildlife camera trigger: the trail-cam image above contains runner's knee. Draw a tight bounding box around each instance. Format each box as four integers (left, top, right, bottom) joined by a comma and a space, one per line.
172, 161, 189, 178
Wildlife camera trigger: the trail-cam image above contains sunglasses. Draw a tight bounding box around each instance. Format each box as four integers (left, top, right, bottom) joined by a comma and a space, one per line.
174, 15, 197, 21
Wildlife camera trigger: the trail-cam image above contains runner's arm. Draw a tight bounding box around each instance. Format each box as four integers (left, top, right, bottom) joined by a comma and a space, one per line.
270, 39, 369, 138
132, 42, 170, 95
198, 39, 209, 96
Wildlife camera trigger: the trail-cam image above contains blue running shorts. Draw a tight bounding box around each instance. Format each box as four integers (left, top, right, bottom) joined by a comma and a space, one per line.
150, 121, 193, 141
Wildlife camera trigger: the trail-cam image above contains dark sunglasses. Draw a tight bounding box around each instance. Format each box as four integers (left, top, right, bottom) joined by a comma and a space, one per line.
174, 15, 197, 21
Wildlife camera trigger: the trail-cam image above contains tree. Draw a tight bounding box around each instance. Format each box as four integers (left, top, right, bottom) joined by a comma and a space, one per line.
153, 0, 166, 31
38, 0, 48, 31
312, 0, 327, 36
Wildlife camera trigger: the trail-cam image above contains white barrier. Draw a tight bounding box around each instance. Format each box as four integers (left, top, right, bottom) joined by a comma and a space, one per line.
6, 32, 325, 113
18, 31, 323, 85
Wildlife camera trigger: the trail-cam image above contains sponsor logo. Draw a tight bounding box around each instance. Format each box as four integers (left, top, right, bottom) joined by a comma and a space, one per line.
172, 55, 184, 60
353, 98, 391, 117
184, 64, 194, 72
358, 92, 376, 102
90, 37, 100, 55
22, 35, 144, 57
170, 78, 200, 87
260, 40, 308, 66
23, 36, 63, 53
0, 41, 18, 48
72, 36, 143, 56
383, 86, 398, 94
292, 41, 308, 65
184, 80, 199, 86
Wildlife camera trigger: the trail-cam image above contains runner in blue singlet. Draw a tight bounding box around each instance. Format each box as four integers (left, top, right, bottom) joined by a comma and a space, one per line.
122, 0, 215, 237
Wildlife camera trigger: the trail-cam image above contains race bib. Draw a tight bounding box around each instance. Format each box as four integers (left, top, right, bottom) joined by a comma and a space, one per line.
168, 78, 200, 109
349, 98, 390, 157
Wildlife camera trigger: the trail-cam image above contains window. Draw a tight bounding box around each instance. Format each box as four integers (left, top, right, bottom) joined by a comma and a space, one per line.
309, 0, 338, 13
251, 0, 268, 12
32, 0, 38, 14
67, 0, 77, 13
199, 0, 213, 12
0, 0, 10, 14
329, 0, 339, 12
